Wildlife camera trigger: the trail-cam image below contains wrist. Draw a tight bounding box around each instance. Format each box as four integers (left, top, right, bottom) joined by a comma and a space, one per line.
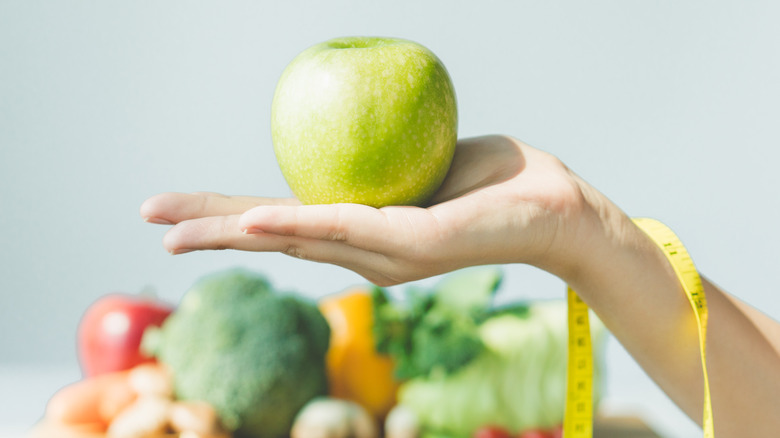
547, 184, 694, 335
530, 175, 640, 287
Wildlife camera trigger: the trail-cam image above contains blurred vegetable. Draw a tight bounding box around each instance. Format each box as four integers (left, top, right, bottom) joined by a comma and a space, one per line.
46, 369, 134, 429
78, 293, 173, 377
98, 373, 138, 424
472, 426, 512, 438
373, 267, 607, 437
127, 362, 173, 398
106, 395, 171, 438
515, 429, 550, 438
142, 268, 330, 438
384, 404, 421, 438
170, 400, 223, 436
319, 286, 400, 419
290, 397, 378, 438
399, 301, 606, 436
373, 267, 503, 380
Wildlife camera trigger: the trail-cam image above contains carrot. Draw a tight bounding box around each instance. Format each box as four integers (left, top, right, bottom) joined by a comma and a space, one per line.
27, 419, 107, 438
45, 370, 133, 428
99, 372, 138, 422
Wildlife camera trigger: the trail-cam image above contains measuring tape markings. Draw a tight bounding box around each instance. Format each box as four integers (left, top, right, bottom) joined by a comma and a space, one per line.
564, 217, 714, 438
564, 287, 594, 438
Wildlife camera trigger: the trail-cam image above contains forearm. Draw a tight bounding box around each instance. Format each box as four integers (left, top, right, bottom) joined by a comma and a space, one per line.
701, 278, 780, 434
554, 194, 780, 435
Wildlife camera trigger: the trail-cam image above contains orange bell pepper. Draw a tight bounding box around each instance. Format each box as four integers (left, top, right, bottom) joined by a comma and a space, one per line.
319, 286, 401, 420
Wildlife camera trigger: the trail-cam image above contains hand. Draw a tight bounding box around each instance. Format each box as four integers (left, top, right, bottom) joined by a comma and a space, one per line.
140, 135, 603, 286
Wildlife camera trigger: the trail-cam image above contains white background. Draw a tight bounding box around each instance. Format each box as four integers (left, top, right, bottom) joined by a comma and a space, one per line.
2, 1, 779, 437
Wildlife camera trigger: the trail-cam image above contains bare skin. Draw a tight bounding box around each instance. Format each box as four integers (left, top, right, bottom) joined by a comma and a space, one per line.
141, 135, 780, 435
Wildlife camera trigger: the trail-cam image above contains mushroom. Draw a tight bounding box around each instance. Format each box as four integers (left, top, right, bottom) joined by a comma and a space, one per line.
170, 400, 229, 437
291, 397, 378, 438
385, 404, 421, 438
106, 395, 171, 438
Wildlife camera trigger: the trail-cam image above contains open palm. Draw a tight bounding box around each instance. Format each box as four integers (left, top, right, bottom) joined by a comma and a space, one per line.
141, 135, 592, 285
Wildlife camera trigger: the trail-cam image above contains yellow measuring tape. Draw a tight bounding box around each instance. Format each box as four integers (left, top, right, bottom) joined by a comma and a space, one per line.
564, 217, 714, 437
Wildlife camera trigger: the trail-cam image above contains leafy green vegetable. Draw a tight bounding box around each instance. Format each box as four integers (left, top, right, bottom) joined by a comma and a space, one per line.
431, 265, 503, 319
372, 267, 505, 379
372, 267, 607, 436
142, 268, 330, 438
399, 301, 607, 437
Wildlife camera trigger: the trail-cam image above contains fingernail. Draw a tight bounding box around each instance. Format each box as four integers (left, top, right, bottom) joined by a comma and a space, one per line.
145, 217, 174, 225
169, 248, 194, 255
243, 227, 264, 234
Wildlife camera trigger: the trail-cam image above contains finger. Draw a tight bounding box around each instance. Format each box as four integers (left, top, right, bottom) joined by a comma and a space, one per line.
238, 203, 440, 255
140, 192, 299, 224
163, 214, 403, 283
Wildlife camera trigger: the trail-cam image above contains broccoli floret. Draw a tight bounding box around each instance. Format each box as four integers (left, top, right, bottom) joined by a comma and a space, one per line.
142, 268, 330, 438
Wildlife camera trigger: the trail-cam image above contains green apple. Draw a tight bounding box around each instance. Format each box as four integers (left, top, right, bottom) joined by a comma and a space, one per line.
271, 36, 458, 207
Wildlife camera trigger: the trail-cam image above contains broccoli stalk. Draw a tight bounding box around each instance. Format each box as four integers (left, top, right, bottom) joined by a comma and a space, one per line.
142, 268, 330, 438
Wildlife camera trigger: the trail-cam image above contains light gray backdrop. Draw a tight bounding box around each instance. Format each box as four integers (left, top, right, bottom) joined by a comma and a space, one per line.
2, 1, 778, 437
